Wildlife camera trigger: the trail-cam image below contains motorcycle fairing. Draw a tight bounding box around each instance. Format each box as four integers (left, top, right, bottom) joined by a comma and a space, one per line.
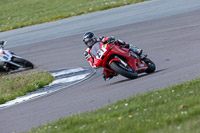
99, 43, 148, 74
0, 49, 23, 68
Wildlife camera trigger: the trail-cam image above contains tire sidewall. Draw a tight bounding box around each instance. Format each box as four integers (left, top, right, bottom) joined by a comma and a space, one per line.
110, 61, 138, 79
12, 58, 34, 68
143, 58, 156, 73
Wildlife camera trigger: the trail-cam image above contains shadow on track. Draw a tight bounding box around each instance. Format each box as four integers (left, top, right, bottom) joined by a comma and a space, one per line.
105, 69, 167, 87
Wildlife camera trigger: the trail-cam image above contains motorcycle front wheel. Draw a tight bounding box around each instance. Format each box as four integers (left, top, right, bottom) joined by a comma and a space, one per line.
110, 61, 138, 79
143, 57, 156, 74
12, 58, 34, 69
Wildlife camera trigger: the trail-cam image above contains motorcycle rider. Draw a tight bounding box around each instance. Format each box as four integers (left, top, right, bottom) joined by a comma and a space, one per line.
83, 32, 143, 80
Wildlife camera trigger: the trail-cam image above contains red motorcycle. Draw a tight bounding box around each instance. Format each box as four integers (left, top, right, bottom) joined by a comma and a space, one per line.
92, 42, 156, 79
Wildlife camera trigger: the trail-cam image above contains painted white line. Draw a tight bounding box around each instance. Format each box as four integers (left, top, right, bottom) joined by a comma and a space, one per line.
50, 73, 89, 86
0, 68, 92, 109
51, 67, 85, 77
0, 92, 47, 108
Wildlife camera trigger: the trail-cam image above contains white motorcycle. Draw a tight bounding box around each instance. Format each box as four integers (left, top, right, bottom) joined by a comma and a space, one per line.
0, 41, 34, 72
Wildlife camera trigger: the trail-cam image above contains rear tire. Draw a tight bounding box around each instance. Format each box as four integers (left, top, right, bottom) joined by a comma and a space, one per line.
143, 58, 156, 74
110, 62, 138, 79
12, 58, 34, 69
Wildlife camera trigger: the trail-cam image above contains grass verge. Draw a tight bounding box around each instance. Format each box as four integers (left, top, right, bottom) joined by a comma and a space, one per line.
0, 0, 147, 32
0, 71, 54, 104
28, 78, 200, 133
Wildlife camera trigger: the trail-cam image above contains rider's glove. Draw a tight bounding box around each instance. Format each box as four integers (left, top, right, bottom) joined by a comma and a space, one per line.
117, 40, 126, 45
107, 36, 115, 44
102, 36, 115, 44
84, 50, 91, 60
99, 36, 104, 41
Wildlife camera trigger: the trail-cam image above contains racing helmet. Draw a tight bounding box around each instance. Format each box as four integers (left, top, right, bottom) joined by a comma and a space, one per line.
83, 32, 97, 48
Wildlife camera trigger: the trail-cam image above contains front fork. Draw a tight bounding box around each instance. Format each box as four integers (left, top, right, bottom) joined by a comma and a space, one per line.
109, 56, 127, 67
103, 56, 125, 78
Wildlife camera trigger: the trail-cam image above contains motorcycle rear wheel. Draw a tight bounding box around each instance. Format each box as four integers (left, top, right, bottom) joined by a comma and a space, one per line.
110, 61, 138, 79
12, 58, 34, 69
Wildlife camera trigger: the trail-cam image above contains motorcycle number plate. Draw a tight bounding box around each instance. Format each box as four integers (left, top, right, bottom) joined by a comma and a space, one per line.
96, 48, 107, 59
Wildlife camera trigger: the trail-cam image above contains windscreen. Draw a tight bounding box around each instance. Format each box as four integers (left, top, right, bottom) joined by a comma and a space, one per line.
90, 42, 101, 57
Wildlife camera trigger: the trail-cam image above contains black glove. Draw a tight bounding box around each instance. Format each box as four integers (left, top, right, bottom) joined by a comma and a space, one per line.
99, 36, 104, 41
84, 51, 91, 60
107, 36, 115, 44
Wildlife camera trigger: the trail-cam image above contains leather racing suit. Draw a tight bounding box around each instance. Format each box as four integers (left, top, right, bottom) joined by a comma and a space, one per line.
84, 36, 142, 80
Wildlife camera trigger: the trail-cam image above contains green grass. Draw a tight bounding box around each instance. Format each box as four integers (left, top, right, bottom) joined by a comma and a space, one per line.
0, 71, 54, 104
28, 78, 200, 133
0, 0, 148, 32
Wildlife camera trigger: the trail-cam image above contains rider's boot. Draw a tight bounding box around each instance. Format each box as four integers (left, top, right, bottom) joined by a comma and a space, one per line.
103, 70, 118, 81
128, 44, 144, 59
103, 73, 113, 81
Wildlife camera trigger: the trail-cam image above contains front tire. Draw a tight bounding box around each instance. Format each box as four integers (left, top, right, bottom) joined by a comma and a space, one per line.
110, 62, 138, 79
12, 58, 34, 69
143, 58, 156, 74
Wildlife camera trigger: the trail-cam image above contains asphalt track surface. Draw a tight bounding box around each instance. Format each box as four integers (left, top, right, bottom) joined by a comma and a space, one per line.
1, 0, 200, 132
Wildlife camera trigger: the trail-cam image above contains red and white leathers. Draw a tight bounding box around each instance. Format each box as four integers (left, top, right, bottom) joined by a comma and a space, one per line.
84, 36, 142, 80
